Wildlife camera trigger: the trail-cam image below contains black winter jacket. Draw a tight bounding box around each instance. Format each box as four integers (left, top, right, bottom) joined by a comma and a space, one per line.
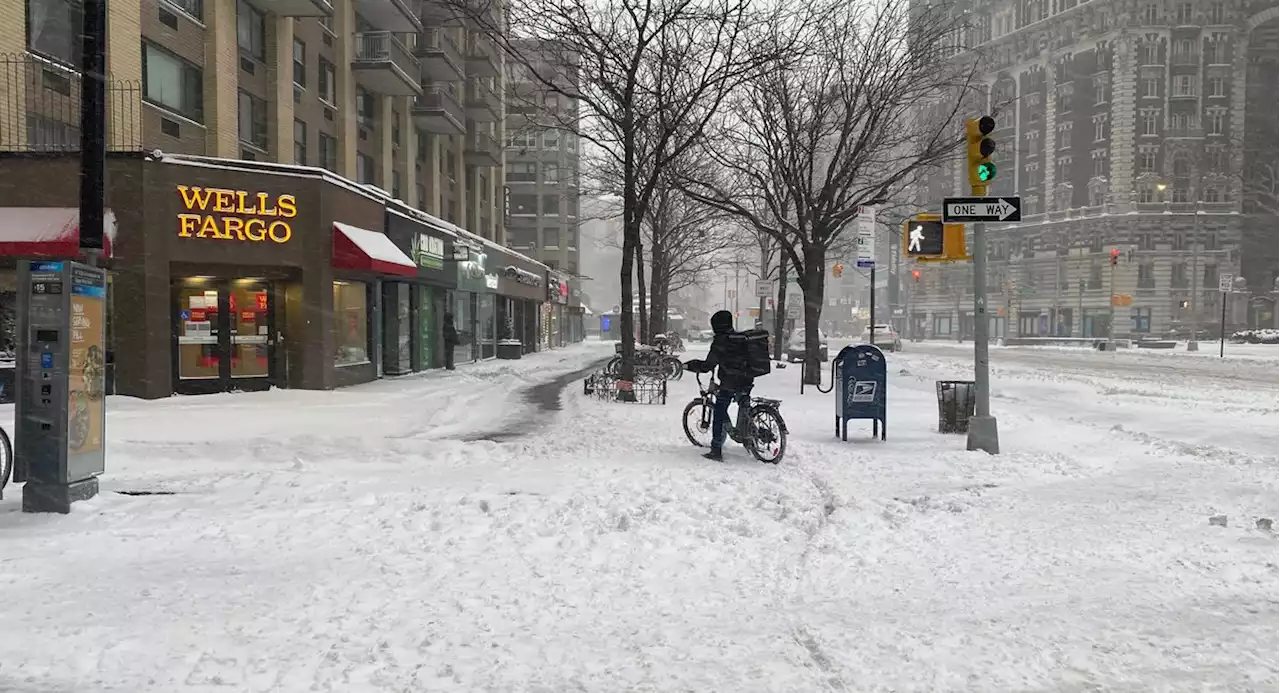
688, 329, 754, 393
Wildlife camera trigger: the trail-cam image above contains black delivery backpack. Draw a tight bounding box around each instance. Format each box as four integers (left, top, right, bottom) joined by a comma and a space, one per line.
730, 329, 772, 378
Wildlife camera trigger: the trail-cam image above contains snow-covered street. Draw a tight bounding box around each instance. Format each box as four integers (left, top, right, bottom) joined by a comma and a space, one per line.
0, 339, 1276, 692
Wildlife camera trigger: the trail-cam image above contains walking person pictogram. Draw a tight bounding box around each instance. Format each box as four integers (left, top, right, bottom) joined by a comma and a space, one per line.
908, 225, 925, 252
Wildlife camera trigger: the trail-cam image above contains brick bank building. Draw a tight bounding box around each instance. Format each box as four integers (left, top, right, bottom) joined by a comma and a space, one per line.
0, 154, 573, 399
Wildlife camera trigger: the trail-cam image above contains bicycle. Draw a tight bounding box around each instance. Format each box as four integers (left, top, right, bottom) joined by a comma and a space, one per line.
682, 372, 788, 463
607, 341, 683, 380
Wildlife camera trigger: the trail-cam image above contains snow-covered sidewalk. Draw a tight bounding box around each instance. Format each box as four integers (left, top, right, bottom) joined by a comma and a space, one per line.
0, 340, 1274, 692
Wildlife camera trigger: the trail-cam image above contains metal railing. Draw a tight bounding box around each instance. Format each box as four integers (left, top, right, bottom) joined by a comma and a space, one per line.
419, 27, 461, 56
415, 83, 462, 111
354, 31, 419, 70
0, 53, 143, 153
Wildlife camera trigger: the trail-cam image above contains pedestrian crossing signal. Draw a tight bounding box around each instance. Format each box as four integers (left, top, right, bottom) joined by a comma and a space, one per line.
912, 269, 921, 281
903, 220, 944, 256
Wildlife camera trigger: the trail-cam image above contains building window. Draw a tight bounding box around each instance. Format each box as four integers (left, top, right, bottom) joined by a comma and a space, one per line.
165, 0, 203, 19
542, 162, 559, 182
1172, 263, 1189, 287
27, 0, 84, 66
1210, 2, 1225, 23
1203, 186, 1222, 202
1203, 264, 1218, 287
1142, 3, 1158, 23
1093, 115, 1108, 142
142, 42, 203, 122
333, 281, 370, 367
1207, 110, 1225, 135
1138, 43, 1158, 65
1138, 263, 1156, 288
542, 227, 559, 248
1140, 77, 1160, 98
1140, 111, 1159, 136
1093, 79, 1107, 104
236, 0, 265, 60
392, 170, 402, 199
416, 183, 426, 210
293, 119, 307, 165
541, 194, 559, 214
1207, 42, 1227, 64
1172, 75, 1197, 97
509, 194, 537, 214
1176, 3, 1193, 23
318, 58, 336, 104
237, 91, 267, 150
1207, 76, 1225, 97
292, 38, 306, 87
319, 133, 337, 172
356, 153, 376, 185
933, 315, 952, 335
1138, 148, 1157, 173
542, 129, 559, 149
1089, 265, 1103, 289
506, 162, 535, 182
1131, 307, 1151, 333
356, 88, 376, 129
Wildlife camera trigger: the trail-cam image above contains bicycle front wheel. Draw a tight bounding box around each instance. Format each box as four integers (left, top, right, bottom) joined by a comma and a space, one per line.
682, 399, 712, 448
747, 407, 787, 464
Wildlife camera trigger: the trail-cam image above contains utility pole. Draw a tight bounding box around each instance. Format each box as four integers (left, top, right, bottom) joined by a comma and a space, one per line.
1108, 248, 1118, 344
79, 0, 108, 265
1187, 197, 1202, 351
758, 238, 768, 329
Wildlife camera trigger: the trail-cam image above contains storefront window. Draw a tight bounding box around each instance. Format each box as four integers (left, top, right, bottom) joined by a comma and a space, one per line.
478, 293, 496, 359
333, 281, 369, 366
177, 281, 219, 379
230, 280, 270, 378
453, 291, 474, 363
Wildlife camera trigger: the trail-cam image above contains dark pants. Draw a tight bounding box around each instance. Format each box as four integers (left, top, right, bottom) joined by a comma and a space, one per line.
711, 389, 743, 451
444, 343, 456, 370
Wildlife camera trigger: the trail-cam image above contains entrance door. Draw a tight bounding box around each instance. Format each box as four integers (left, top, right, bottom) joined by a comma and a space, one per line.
173, 278, 276, 394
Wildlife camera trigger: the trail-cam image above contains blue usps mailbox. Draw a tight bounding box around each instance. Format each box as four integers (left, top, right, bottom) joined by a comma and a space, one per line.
834, 344, 887, 441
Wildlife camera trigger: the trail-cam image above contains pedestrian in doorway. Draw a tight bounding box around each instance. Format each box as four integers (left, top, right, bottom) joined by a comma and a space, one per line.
443, 312, 458, 370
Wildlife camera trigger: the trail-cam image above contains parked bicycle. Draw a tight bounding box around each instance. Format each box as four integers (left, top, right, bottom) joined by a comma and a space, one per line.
682, 372, 787, 463
606, 340, 683, 380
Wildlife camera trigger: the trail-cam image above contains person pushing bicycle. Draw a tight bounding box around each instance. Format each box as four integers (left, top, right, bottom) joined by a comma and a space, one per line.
683, 310, 757, 461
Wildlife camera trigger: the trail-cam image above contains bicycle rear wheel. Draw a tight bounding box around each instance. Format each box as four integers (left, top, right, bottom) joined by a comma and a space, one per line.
0, 426, 12, 491
747, 408, 787, 464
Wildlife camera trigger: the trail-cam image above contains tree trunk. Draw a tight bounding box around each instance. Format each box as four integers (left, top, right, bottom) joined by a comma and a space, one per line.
773, 250, 788, 361
636, 238, 649, 344
649, 243, 667, 338
800, 243, 826, 385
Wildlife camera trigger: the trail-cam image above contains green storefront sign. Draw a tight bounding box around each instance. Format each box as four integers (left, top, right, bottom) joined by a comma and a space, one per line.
411, 233, 445, 270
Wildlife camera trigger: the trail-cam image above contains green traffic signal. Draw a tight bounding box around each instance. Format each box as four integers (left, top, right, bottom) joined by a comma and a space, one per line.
977, 161, 997, 182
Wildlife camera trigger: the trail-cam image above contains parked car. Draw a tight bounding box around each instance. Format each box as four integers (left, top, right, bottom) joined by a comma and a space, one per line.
786, 327, 829, 363
860, 324, 902, 352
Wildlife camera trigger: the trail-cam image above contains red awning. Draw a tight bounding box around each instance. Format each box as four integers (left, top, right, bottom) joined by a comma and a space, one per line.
0, 208, 116, 258
332, 221, 416, 277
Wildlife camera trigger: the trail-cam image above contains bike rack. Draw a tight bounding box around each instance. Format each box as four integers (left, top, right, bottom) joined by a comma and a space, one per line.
799, 356, 839, 395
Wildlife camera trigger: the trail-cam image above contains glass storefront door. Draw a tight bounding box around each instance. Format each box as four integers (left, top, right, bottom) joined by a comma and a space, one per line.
173, 277, 276, 394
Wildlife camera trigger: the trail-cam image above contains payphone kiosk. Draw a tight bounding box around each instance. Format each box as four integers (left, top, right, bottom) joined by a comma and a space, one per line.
15, 260, 108, 513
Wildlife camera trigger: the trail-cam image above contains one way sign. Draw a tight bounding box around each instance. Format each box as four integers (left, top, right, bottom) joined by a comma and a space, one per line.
943, 196, 1022, 223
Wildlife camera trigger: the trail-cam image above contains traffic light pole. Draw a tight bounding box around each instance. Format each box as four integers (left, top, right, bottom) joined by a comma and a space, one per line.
967, 220, 999, 454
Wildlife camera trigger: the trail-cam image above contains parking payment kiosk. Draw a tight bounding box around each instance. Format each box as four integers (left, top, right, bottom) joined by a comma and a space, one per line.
15, 261, 108, 513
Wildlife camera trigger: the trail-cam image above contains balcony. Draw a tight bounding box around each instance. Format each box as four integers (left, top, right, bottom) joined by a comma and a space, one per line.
352, 32, 422, 97
415, 28, 465, 82
465, 31, 499, 78
242, 0, 333, 16
412, 84, 465, 135
1171, 52, 1200, 66
354, 0, 420, 32
465, 79, 501, 122
465, 129, 501, 167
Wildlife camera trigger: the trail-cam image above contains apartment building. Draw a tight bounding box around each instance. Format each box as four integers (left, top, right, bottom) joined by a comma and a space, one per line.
906, 0, 1278, 339
501, 41, 581, 275
3, 0, 505, 241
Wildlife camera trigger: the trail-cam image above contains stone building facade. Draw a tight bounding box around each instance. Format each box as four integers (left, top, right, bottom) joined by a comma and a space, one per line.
908, 0, 1278, 339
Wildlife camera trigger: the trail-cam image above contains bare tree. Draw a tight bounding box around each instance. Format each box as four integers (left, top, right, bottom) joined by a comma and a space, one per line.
452, 0, 800, 387
643, 181, 735, 337
680, 0, 981, 382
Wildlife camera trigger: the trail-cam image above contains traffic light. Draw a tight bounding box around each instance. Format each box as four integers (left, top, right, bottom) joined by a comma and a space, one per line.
912, 269, 921, 282
903, 220, 945, 256
966, 116, 997, 195
1110, 248, 1120, 266
832, 263, 844, 277
1179, 299, 1190, 308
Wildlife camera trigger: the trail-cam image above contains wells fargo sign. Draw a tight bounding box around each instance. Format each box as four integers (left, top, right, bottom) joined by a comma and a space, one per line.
176, 186, 298, 243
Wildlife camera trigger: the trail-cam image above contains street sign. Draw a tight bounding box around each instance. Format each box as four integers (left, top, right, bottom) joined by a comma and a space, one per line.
943, 196, 1023, 223
755, 280, 772, 298
787, 303, 801, 319
855, 206, 876, 269
904, 220, 945, 256
1219, 273, 1234, 292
